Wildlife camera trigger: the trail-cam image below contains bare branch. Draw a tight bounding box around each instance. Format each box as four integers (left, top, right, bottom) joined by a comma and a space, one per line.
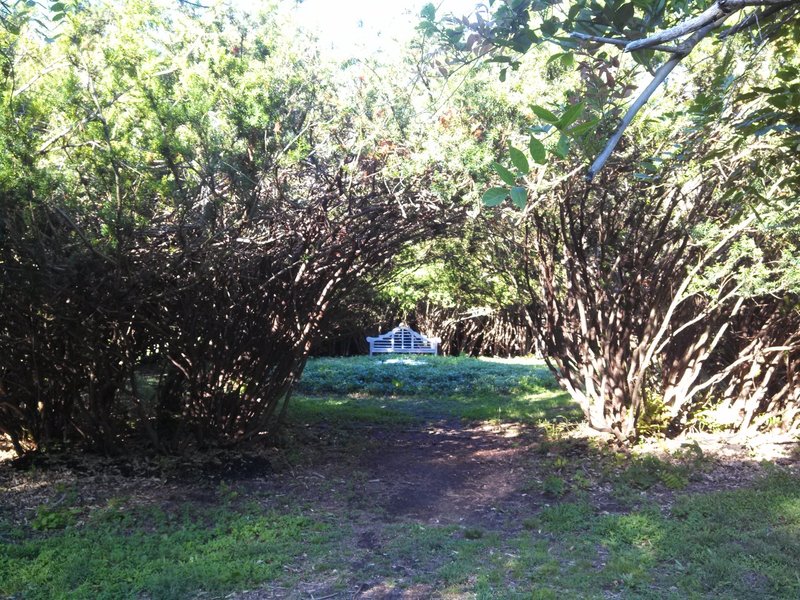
587, 15, 728, 180
12, 60, 66, 97
719, 0, 797, 38
587, 56, 682, 180
570, 32, 681, 54
625, 0, 797, 51
53, 207, 117, 265
626, 215, 755, 389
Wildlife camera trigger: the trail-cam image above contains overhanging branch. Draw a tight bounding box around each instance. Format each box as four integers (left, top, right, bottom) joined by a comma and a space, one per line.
570, 32, 681, 54
719, 0, 796, 38
583, 0, 799, 178
625, 0, 796, 51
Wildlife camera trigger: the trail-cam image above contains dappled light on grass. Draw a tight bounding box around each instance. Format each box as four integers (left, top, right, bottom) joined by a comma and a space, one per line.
382, 358, 427, 366
2, 438, 799, 598
0, 508, 340, 600
3, 354, 798, 598
293, 355, 580, 425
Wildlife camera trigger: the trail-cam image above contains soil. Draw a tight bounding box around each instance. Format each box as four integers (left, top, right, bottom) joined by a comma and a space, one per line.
1, 419, 798, 599
357, 420, 538, 525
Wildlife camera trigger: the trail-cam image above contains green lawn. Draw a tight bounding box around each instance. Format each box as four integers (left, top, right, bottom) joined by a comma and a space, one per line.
292, 354, 580, 424
1, 507, 338, 599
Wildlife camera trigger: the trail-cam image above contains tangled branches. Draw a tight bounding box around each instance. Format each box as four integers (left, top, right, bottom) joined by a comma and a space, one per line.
0, 161, 459, 454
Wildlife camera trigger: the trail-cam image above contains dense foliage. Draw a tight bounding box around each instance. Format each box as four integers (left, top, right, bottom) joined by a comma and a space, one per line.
0, 1, 461, 453
0, 0, 798, 451
419, 0, 800, 440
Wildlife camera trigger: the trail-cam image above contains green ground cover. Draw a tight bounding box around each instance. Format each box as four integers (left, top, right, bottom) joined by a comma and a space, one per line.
292, 355, 580, 424
362, 471, 800, 599
3, 471, 798, 599
1, 506, 338, 599
2, 356, 798, 599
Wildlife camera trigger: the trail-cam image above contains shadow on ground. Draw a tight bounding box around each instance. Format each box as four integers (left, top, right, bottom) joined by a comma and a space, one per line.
2, 358, 799, 599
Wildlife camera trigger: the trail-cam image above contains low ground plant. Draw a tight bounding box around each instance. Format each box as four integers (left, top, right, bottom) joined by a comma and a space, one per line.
2, 356, 797, 599
1, 505, 339, 599
297, 355, 555, 398
293, 355, 579, 425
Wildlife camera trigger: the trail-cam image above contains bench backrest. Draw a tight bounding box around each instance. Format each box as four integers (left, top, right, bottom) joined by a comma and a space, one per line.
366, 325, 439, 355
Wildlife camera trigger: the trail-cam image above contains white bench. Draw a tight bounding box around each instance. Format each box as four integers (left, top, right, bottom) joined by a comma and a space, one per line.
366, 325, 440, 356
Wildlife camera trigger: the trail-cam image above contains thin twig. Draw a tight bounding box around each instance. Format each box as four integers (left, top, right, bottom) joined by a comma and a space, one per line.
570, 32, 681, 53
718, 1, 795, 38
53, 207, 117, 264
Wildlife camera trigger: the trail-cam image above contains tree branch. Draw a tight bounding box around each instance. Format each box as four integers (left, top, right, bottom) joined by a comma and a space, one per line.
587, 15, 728, 180
625, 0, 796, 51
570, 32, 681, 54
718, 1, 797, 38
587, 55, 682, 180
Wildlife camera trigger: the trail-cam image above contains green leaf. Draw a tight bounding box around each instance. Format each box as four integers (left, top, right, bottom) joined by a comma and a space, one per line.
558, 102, 584, 129
546, 52, 576, 69
492, 162, 517, 186
532, 105, 559, 125
632, 48, 655, 66
541, 17, 560, 37
51, 2, 65, 11
529, 137, 547, 164
553, 134, 570, 158
499, 68, 507, 82
613, 3, 635, 31
509, 145, 530, 174
776, 67, 798, 82
482, 187, 509, 206
568, 118, 599, 136
510, 186, 528, 209
420, 3, 436, 21
511, 28, 538, 53
768, 95, 790, 109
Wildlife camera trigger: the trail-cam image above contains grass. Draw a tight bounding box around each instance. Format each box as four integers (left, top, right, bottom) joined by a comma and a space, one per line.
291, 355, 580, 425
2, 355, 798, 599
297, 355, 556, 397
346, 471, 800, 599
0, 503, 341, 600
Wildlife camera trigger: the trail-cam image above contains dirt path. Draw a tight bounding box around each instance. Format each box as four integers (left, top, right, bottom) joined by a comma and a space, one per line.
299, 420, 541, 526
4, 415, 795, 534
2, 413, 798, 599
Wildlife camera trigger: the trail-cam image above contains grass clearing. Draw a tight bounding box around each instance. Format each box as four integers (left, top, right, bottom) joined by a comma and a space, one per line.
293, 355, 580, 425
297, 355, 556, 398
1, 504, 341, 600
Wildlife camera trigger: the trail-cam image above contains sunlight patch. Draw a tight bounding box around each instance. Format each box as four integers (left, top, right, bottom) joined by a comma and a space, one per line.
382, 358, 426, 366
478, 356, 545, 365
